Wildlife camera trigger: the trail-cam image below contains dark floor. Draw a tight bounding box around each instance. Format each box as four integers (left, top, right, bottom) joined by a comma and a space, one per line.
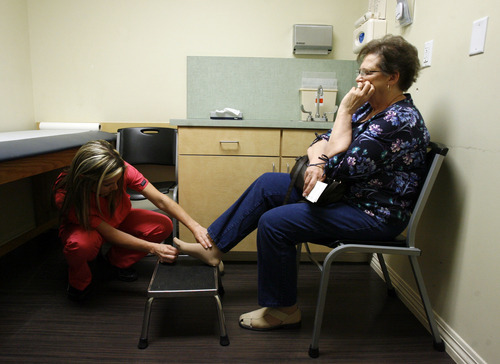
0, 230, 454, 363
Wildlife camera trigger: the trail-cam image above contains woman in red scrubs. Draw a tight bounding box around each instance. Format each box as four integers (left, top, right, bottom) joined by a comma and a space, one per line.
54, 140, 210, 301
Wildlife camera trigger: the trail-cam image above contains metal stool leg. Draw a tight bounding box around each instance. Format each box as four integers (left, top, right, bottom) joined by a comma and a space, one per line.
217, 266, 225, 297
214, 293, 229, 346
138, 297, 155, 349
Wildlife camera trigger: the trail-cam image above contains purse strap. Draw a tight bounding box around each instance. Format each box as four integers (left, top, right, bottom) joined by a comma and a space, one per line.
283, 156, 308, 205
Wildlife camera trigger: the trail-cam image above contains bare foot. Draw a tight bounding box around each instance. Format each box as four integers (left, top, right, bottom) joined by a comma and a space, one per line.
173, 237, 223, 266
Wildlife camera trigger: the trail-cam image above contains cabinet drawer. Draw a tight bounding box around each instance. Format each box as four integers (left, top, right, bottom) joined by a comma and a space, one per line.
178, 127, 281, 156
281, 128, 329, 157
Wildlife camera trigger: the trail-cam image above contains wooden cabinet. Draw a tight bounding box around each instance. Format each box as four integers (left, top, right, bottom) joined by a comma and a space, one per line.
280, 128, 323, 173
177, 126, 330, 258
178, 127, 280, 253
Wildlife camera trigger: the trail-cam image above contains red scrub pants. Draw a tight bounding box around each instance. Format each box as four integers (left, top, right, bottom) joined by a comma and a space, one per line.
59, 209, 172, 290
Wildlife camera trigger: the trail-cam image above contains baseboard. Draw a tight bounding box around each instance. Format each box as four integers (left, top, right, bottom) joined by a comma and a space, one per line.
370, 257, 486, 364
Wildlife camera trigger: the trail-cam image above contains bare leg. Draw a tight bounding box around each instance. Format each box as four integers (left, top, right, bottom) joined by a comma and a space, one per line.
173, 237, 223, 266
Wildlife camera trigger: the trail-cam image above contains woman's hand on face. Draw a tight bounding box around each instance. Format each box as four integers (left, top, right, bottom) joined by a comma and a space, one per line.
340, 81, 376, 114
154, 243, 179, 263
302, 166, 326, 197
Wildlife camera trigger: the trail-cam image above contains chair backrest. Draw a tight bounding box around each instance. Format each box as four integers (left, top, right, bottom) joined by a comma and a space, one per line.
117, 127, 177, 166
405, 142, 448, 247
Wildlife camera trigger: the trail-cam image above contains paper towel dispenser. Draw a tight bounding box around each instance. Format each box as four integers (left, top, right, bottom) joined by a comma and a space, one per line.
293, 24, 333, 55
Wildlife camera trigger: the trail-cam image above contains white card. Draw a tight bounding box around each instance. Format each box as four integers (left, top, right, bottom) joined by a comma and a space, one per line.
305, 181, 328, 203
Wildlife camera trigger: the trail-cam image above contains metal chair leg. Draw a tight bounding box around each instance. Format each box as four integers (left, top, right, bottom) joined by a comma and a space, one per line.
296, 243, 303, 275
408, 256, 445, 351
308, 257, 334, 358
377, 253, 396, 296
138, 297, 155, 349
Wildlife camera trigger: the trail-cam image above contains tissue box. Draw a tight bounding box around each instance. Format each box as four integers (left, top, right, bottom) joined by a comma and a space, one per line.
210, 108, 243, 120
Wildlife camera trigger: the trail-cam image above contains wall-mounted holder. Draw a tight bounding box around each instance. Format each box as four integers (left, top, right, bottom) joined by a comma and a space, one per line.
293, 24, 333, 55
395, 0, 413, 27
353, 19, 386, 54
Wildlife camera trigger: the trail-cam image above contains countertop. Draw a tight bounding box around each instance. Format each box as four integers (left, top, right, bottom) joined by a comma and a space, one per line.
170, 119, 333, 130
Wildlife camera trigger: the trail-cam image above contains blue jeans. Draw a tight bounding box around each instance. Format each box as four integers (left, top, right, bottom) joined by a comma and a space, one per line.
207, 173, 406, 307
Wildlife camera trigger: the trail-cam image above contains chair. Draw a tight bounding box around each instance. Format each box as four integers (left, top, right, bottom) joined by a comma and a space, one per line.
116, 127, 178, 238
297, 141, 448, 359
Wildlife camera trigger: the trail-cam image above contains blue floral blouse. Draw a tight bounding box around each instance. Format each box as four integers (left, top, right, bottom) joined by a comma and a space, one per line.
314, 94, 430, 225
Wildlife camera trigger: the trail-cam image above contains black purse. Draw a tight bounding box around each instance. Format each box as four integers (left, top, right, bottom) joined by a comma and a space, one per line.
283, 155, 347, 205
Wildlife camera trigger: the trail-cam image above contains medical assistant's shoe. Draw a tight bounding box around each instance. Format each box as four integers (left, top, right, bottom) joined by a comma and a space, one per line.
67, 283, 93, 302
109, 265, 138, 282
239, 307, 301, 331
98, 253, 138, 282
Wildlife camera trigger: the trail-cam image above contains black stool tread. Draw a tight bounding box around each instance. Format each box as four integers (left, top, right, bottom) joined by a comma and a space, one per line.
148, 255, 217, 295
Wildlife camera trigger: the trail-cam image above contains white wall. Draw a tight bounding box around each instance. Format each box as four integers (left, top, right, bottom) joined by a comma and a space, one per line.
1, 0, 498, 363
0, 0, 34, 131
383, 1, 499, 363
26, 0, 365, 123
0, 1, 36, 244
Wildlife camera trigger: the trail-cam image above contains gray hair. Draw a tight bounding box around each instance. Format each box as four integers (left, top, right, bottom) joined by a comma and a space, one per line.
357, 34, 421, 91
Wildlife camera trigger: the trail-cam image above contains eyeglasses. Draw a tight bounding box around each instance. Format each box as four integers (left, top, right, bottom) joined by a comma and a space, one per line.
356, 69, 382, 76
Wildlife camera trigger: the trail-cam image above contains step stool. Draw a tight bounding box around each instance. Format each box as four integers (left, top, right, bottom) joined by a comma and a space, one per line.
138, 255, 229, 349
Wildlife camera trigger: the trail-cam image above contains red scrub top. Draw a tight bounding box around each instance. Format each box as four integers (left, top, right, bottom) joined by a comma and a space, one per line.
55, 162, 148, 230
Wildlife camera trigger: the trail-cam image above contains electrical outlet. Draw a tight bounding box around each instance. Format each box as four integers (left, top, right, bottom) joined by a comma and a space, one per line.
422, 40, 433, 68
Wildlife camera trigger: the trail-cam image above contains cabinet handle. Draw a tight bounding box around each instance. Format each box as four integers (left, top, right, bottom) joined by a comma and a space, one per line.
272, 163, 275, 173
286, 163, 290, 173
219, 140, 240, 144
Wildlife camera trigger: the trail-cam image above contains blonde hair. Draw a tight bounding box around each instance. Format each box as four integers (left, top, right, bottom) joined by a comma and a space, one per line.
55, 140, 125, 230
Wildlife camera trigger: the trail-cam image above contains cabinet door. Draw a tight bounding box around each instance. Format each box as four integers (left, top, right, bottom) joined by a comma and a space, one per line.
281, 128, 329, 157
280, 157, 297, 173
178, 155, 280, 252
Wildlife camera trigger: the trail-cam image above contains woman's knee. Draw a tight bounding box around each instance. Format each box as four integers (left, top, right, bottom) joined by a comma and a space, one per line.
122, 209, 173, 242
147, 213, 173, 240
257, 204, 312, 246
257, 209, 289, 244
255, 172, 289, 188
62, 228, 102, 261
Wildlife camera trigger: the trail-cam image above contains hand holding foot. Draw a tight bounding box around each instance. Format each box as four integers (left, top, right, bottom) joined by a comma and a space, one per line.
173, 237, 223, 267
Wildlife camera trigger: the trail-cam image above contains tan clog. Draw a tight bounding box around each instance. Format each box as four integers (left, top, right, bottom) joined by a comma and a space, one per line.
239, 307, 301, 331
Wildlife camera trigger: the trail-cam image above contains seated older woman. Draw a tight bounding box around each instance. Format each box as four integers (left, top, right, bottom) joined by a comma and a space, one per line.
175, 34, 429, 331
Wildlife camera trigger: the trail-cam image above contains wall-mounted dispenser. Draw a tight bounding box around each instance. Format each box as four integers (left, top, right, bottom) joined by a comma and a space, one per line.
395, 0, 413, 27
293, 24, 333, 55
353, 19, 386, 54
